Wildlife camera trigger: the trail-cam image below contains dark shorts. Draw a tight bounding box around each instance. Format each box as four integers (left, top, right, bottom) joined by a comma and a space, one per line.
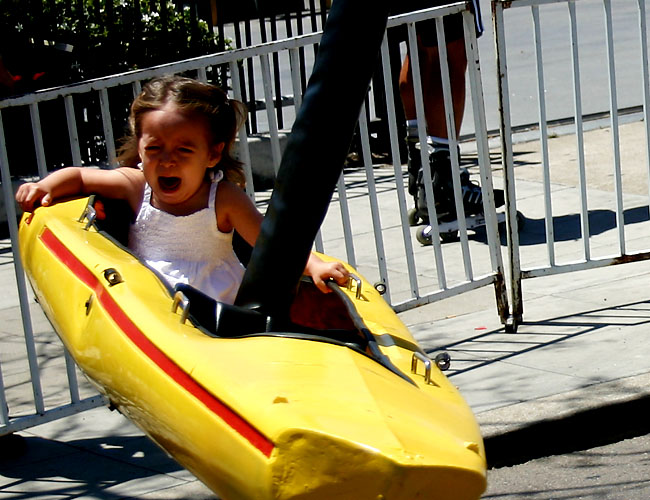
389, 0, 483, 47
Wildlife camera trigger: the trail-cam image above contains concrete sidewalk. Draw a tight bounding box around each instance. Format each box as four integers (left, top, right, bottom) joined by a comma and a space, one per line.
2, 118, 650, 498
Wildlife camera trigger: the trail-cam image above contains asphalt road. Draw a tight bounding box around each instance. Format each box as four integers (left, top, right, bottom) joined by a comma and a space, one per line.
471, 0, 649, 134
224, 0, 649, 136
481, 395, 650, 499
484, 433, 650, 499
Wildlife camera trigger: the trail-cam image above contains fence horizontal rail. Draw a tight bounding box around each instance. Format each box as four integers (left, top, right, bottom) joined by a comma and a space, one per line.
1, 3, 508, 436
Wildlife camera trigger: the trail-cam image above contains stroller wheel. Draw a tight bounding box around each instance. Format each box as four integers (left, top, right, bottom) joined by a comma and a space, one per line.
416, 226, 432, 246
407, 208, 419, 226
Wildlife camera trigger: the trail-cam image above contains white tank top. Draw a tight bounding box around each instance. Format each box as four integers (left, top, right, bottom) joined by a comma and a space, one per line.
128, 171, 245, 304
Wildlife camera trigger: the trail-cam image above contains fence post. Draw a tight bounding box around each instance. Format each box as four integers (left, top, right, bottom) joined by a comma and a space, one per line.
492, 0, 522, 332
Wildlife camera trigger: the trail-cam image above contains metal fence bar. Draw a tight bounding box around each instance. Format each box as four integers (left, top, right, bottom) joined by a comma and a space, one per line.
639, 0, 650, 206
0, 112, 45, 417
313, 228, 325, 254
132, 80, 142, 99
0, 33, 322, 111
392, 274, 500, 313
532, 5, 556, 267
379, 35, 420, 299
289, 47, 304, 111
521, 251, 650, 279
64, 351, 81, 404
286, 45, 325, 252
436, 16, 474, 282
30, 103, 48, 178
269, 18, 284, 130
259, 53, 283, 175
358, 104, 390, 300
462, 11, 516, 324
463, 10, 499, 264
2, 396, 107, 436
567, 0, 590, 261
335, 173, 356, 267
98, 88, 117, 167
64, 95, 83, 166
243, 24, 259, 135
603, 0, 625, 254
461, 8, 511, 324
0, 361, 8, 426
406, 21, 448, 289
0, 126, 10, 429
245, 17, 259, 126
229, 60, 255, 199
493, 0, 524, 328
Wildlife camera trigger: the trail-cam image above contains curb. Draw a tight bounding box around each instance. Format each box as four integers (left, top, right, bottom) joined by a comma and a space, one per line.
479, 372, 650, 468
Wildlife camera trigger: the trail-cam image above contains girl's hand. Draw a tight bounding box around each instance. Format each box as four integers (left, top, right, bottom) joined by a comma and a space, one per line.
15, 182, 53, 212
306, 255, 350, 294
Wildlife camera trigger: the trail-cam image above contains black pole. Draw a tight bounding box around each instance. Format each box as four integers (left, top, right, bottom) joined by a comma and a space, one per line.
235, 0, 390, 319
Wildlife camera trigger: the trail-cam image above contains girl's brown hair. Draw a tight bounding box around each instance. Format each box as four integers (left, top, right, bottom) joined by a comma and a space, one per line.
117, 75, 248, 186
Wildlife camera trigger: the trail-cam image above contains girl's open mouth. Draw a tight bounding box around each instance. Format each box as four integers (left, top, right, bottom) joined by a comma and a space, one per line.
158, 176, 181, 192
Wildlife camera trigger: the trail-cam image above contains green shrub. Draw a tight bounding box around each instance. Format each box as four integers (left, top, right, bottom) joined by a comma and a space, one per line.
0, 0, 227, 87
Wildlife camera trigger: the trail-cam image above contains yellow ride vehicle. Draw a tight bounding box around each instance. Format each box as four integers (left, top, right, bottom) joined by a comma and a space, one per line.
19, 195, 486, 499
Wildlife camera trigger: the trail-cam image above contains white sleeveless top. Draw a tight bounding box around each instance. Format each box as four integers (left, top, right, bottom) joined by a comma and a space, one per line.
128, 171, 245, 305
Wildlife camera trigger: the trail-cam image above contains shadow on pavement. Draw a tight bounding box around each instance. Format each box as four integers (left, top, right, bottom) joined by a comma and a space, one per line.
419, 299, 650, 468
464, 205, 650, 246
484, 395, 650, 469
0, 433, 185, 499
424, 298, 650, 377
514, 205, 650, 246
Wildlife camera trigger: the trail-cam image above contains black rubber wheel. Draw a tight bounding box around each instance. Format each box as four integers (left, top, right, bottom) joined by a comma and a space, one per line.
434, 352, 451, 371
407, 207, 419, 226
416, 226, 432, 246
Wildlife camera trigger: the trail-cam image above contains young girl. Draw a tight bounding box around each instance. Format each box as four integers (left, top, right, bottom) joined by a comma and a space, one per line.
16, 75, 349, 304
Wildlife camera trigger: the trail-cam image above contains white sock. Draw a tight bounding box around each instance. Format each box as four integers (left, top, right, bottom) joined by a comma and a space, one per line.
429, 136, 450, 153
406, 120, 419, 139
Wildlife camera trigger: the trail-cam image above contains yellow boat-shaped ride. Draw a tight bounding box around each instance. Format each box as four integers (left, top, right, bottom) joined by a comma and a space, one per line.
19, 195, 486, 499
18, 1, 488, 496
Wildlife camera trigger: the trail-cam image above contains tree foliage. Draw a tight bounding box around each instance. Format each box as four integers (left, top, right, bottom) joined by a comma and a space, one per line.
0, 0, 225, 89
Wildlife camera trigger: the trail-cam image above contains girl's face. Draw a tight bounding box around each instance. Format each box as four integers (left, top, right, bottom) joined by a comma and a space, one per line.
138, 103, 224, 215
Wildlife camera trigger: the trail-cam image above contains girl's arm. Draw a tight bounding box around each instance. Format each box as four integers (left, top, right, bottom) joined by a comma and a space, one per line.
217, 181, 349, 293
215, 180, 263, 245
304, 253, 349, 293
15, 166, 144, 213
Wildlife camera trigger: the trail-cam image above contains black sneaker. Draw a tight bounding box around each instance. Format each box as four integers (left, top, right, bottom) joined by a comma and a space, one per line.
408, 140, 505, 222
429, 148, 505, 220
406, 139, 458, 195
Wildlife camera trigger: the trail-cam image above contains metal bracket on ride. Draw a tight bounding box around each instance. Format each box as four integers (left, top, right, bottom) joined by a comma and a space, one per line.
172, 291, 190, 324
411, 352, 434, 384
346, 274, 362, 299
85, 293, 94, 315
78, 197, 98, 231
411, 351, 452, 384
103, 268, 123, 286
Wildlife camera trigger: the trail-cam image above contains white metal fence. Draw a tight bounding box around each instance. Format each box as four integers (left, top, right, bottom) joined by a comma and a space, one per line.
0, 3, 510, 436
9, 0, 649, 435
493, 0, 650, 331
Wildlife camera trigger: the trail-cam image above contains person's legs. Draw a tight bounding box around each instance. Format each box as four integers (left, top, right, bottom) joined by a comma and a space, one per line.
400, 36, 477, 220
399, 30, 502, 221
398, 36, 467, 139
